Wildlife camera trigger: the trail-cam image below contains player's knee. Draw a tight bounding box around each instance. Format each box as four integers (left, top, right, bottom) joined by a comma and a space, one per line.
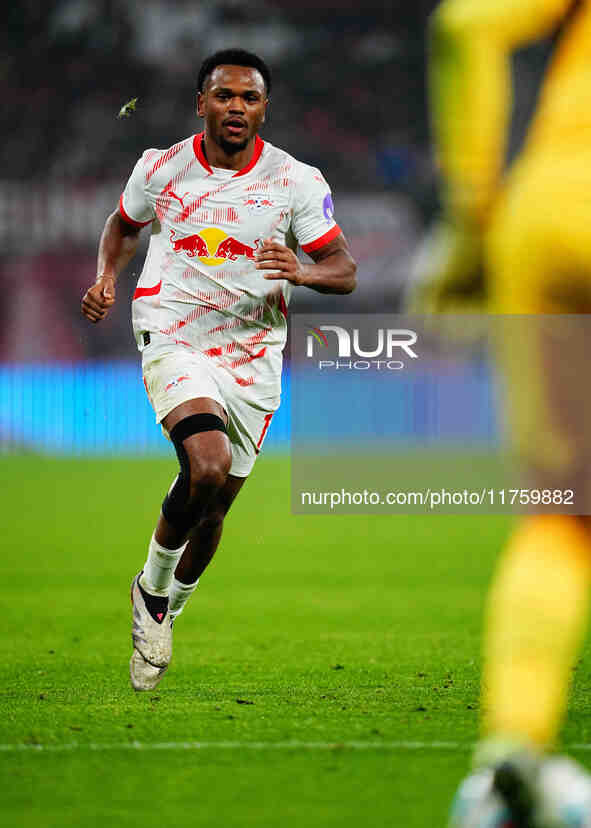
162, 413, 230, 533
185, 453, 230, 501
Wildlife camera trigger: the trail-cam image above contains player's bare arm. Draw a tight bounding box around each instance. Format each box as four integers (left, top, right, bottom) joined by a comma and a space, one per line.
255, 234, 356, 294
81, 210, 141, 323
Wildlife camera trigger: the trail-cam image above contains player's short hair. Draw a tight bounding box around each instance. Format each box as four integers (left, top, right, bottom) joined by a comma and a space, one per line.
197, 49, 271, 96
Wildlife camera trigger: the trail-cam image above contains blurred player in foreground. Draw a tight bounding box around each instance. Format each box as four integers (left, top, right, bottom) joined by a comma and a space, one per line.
410, 1, 591, 824
81, 49, 356, 691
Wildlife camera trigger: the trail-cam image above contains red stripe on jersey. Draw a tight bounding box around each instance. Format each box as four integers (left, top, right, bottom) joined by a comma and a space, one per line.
278, 294, 288, 318
119, 194, 153, 228
208, 317, 242, 336
159, 287, 243, 335
206, 305, 264, 336
229, 346, 266, 370
176, 182, 228, 223
143, 376, 153, 405
181, 266, 199, 280
241, 328, 271, 348
301, 225, 341, 254
207, 327, 272, 360
235, 376, 255, 387
133, 279, 162, 300
256, 412, 274, 451
144, 149, 160, 165
146, 141, 186, 183
193, 132, 264, 178
245, 179, 270, 193
156, 158, 198, 221
213, 206, 239, 224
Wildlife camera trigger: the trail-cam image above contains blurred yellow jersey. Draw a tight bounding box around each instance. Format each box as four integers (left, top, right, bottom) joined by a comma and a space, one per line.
525, 0, 591, 157
430, 0, 591, 476
487, 0, 591, 313
430, 0, 591, 311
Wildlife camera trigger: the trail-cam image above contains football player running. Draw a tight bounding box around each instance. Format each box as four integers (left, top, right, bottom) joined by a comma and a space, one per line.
82, 49, 356, 692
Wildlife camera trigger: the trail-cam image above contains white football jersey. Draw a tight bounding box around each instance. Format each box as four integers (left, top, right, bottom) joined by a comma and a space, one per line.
120, 133, 341, 392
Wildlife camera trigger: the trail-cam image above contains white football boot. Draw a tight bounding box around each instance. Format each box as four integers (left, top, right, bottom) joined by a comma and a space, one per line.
129, 649, 169, 692
540, 757, 591, 827
129, 573, 173, 692
449, 742, 591, 827
448, 766, 512, 828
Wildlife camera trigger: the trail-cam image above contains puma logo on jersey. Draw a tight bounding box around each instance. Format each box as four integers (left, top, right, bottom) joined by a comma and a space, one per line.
165, 188, 190, 208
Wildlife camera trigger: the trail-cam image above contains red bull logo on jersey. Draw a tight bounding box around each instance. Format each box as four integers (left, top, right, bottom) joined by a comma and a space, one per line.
164, 375, 190, 392
169, 227, 260, 266
244, 196, 275, 212
215, 236, 260, 261
169, 230, 209, 258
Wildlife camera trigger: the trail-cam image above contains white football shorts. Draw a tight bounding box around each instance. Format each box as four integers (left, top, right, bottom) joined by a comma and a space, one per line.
141, 336, 280, 477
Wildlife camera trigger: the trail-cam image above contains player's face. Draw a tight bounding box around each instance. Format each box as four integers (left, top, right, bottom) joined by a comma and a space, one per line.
198, 65, 268, 154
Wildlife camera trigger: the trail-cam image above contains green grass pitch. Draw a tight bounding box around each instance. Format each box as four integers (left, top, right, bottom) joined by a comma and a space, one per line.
2, 453, 591, 827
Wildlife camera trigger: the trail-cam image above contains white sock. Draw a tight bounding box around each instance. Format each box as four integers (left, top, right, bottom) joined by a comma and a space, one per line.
140, 535, 188, 596
169, 577, 200, 618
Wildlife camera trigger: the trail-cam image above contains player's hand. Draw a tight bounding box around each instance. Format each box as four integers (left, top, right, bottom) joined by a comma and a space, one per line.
81, 275, 116, 323
255, 238, 307, 286
405, 218, 485, 314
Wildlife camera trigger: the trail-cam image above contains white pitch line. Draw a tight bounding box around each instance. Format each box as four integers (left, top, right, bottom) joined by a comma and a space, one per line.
0, 740, 467, 753
3, 740, 591, 754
